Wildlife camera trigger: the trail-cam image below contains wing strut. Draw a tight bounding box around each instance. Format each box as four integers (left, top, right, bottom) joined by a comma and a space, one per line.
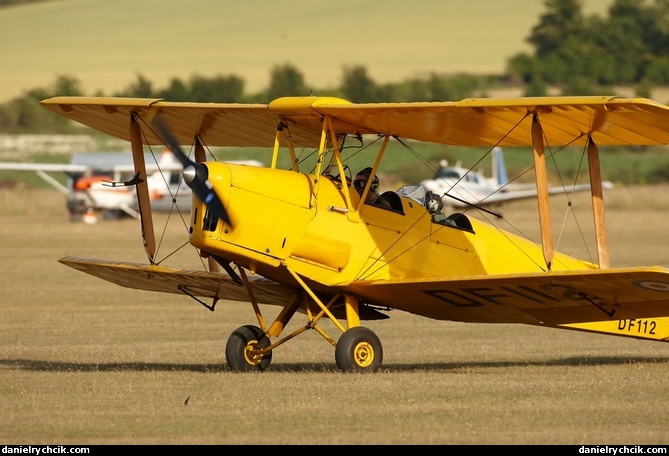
532, 113, 553, 270
272, 120, 298, 171
587, 137, 610, 269
285, 266, 347, 334
129, 114, 156, 264
312, 115, 330, 201
326, 116, 362, 222
194, 135, 206, 163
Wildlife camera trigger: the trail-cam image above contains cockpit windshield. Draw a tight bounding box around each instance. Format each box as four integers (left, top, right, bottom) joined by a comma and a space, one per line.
396, 185, 428, 206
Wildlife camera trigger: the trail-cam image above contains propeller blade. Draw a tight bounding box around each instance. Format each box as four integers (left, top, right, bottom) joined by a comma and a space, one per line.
152, 117, 231, 226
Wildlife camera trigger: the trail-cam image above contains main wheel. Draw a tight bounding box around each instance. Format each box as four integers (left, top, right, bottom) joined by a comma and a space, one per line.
335, 327, 383, 373
225, 325, 272, 372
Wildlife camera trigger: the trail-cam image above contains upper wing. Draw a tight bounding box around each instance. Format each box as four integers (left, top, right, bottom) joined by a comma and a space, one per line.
344, 267, 669, 341
318, 96, 669, 147
40, 97, 290, 147
40, 96, 669, 149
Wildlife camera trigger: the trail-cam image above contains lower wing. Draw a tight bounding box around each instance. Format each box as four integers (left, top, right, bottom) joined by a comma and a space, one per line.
59, 255, 294, 305
59, 256, 669, 340
344, 267, 669, 342
58, 256, 389, 320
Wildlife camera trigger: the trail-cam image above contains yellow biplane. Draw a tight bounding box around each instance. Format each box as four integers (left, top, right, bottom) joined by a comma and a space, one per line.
41, 95, 669, 373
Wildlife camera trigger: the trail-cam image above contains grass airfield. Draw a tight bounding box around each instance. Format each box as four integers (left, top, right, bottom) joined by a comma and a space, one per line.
1, 186, 668, 444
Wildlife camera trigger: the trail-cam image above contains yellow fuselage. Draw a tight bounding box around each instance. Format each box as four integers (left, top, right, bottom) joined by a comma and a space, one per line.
189, 163, 593, 291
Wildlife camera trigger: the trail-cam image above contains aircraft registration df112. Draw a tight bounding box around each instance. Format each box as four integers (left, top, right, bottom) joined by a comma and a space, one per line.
40, 95, 669, 373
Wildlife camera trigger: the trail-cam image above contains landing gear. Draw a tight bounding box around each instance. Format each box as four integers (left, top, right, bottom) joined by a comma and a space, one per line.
225, 325, 272, 372
223, 274, 384, 373
335, 327, 383, 373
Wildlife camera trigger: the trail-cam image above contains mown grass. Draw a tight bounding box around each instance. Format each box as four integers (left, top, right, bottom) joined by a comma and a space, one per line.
1, 187, 669, 444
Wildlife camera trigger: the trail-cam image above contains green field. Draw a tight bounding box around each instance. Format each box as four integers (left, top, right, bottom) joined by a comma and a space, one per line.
0, 0, 613, 102
1, 186, 668, 444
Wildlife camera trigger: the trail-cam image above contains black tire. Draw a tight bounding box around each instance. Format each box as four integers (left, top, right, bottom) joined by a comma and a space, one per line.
335, 327, 383, 373
225, 325, 272, 372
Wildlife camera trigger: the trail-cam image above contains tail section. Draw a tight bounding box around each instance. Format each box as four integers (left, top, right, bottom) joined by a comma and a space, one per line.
491, 147, 508, 187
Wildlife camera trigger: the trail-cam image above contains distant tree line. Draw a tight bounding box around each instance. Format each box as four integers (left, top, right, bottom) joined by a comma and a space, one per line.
3, 0, 669, 133
114, 64, 497, 104
508, 0, 669, 96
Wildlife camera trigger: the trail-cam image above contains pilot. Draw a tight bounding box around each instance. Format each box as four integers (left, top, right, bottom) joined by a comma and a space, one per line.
425, 191, 452, 225
354, 167, 391, 209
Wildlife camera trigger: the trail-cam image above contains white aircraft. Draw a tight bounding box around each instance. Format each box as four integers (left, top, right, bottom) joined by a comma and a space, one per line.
0, 149, 262, 223
420, 147, 614, 211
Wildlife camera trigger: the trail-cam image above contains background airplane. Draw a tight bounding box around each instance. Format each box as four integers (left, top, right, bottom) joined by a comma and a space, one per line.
420, 146, 614, 210
0, 150, 262, 223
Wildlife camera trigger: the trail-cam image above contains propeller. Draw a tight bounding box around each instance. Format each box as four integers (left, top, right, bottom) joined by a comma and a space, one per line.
153, 117, 231, 226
